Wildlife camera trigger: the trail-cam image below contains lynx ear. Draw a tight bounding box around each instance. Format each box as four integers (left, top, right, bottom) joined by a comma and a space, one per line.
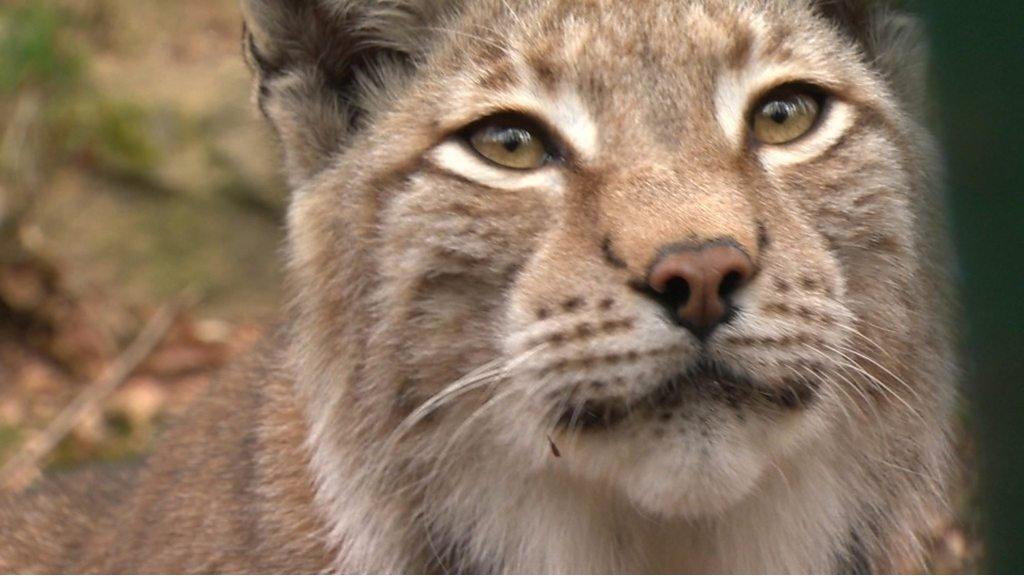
240, 0, 450, 185
811, 1, 929, 113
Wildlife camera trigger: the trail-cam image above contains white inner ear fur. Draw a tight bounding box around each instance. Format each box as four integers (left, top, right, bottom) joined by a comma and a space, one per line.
715, 63, 857, 173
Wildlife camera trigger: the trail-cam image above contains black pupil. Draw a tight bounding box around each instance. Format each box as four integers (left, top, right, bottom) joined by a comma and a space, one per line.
765, 100, 795, 124
496, 127, 531, 152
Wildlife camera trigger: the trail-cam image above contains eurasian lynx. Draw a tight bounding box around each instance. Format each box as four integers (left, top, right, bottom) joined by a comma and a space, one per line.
0, 0, 955, 572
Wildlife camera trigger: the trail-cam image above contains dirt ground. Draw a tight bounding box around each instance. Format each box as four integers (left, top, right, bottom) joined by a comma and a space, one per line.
0, 1, 981, 572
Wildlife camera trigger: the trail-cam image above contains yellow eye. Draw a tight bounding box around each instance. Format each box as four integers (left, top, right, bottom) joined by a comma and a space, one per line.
751, 90, 822, 145
467, 117, 551, 170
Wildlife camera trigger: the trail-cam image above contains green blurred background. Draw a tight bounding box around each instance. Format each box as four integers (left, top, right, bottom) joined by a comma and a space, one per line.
922, 1, 1024, 573
0, 0, 1019, 572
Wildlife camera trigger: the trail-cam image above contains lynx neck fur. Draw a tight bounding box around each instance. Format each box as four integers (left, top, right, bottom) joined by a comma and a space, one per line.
0, 0, 955, 573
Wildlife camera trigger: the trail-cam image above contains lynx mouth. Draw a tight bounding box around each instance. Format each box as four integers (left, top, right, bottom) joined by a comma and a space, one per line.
556, 362, 819, 432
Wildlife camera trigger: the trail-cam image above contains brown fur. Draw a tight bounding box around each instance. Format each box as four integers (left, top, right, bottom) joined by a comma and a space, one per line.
1, 0, 955, 572
1, 333, 331, 573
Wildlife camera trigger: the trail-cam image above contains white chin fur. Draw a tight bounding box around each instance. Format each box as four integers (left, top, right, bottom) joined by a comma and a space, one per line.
620, 439, 767, 518
541, 419, 772, 520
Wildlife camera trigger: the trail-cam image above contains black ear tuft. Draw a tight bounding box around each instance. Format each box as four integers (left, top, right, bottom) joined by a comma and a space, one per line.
239, 0, 451, 185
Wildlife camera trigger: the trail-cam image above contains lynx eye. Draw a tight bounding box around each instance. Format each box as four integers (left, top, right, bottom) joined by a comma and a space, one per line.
466, 116, 553, 170
751, 88, 823, 145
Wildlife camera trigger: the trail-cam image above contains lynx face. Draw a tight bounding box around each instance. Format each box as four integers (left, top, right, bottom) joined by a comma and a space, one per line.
246, 0, 950, 567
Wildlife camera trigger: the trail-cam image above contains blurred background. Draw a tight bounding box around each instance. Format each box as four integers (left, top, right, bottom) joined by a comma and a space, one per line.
1, 0, 1017, 572
924, 2, 1024, 573
0, 0, 279, 493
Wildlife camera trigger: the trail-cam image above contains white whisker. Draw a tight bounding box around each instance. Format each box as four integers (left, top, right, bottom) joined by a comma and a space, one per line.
822, 344, 925, 424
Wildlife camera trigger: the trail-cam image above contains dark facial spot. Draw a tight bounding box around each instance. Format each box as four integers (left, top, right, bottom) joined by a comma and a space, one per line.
727, 30, 754, 68
502, 261, 524, 280
763, 302, 792, 315
599, 297, 615, 311
527, 53, 558, 88
757, 221, 771, 251
558, 399, 628, 430
537, 307, 551, 320
392, 383, 420, 418
770, 379, 819, 410
562, 297, 585, 312
777, 388, 800, 408
866, 234, 903, 253
601, 236, 629, 270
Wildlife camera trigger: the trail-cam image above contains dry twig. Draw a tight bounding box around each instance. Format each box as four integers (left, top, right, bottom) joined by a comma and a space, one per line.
0, 303, 180, 492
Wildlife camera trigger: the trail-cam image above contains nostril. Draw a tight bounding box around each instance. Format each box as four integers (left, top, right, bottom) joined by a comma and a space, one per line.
718, 270, 745, 299
662, 276, 691, 307
640, 240, 755, 337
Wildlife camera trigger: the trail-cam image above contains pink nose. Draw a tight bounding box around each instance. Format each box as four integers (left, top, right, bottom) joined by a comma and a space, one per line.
645, 243, 754, 338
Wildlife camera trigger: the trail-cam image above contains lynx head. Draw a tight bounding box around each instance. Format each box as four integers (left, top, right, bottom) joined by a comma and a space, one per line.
242, 0, 952, 568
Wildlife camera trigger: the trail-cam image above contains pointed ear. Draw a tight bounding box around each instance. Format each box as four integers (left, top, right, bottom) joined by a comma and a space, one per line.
240, 0, 449, 186
812, 1, 929, 113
